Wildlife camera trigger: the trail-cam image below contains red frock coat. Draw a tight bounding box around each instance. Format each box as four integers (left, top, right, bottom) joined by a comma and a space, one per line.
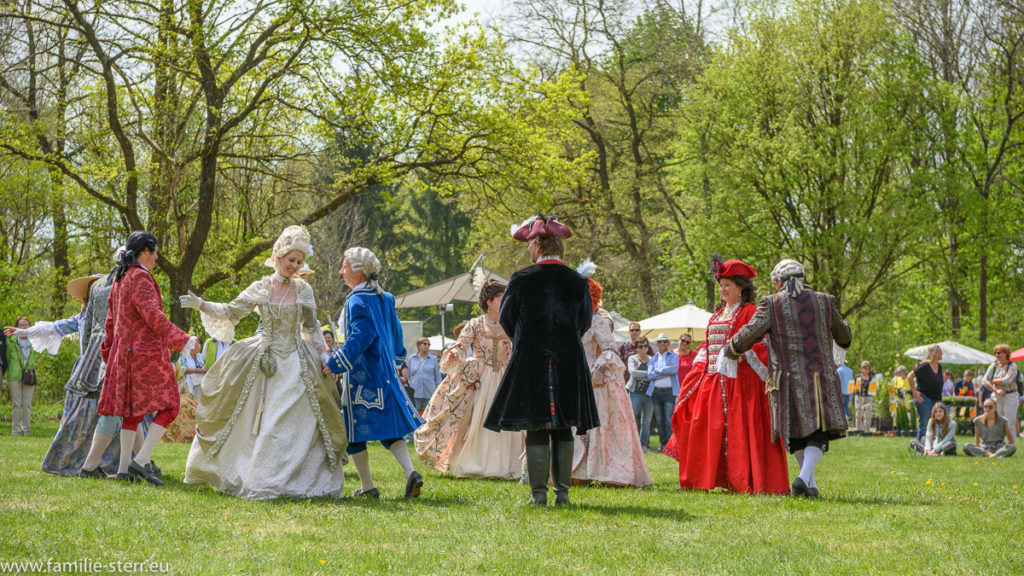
665, 303, 790, 495
98, 265, 190, 420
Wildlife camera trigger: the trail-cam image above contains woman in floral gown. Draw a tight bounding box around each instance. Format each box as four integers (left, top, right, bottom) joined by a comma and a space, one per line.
571, 262, 652, 487
415, 280, 524, 479
180, 226, 347, 499
664, 259, 789, 495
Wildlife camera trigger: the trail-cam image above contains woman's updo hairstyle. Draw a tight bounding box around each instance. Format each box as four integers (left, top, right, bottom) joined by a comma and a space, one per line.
478, 279, 507, 312
114, 231, 158, 282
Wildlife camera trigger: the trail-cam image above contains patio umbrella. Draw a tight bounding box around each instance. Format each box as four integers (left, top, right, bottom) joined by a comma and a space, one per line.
1010, 347, 1024, 362
903, 340, 995, 365
615, 304, 713, 342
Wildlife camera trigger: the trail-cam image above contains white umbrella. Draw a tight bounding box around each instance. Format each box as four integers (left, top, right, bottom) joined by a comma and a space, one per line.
903, 340, 996, 365
615, 304, 713, 342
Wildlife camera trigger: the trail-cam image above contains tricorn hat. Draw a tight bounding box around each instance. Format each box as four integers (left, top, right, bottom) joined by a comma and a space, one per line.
511, 214, 572, 242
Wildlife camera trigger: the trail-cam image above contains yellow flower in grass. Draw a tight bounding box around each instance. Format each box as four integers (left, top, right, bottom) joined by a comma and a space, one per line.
891, 470, 896, 475
925, 478, 933, 485
1014, 485, 1019, 490
973, 482, 980, 487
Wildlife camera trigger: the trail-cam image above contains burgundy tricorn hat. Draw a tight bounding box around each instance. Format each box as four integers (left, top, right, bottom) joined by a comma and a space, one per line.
715, 259, 757, 279
511, 214, 572, 242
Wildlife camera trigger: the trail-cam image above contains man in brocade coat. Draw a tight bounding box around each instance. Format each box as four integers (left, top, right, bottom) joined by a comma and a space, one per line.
484, 215, 598, 506
722, 259, 851, 498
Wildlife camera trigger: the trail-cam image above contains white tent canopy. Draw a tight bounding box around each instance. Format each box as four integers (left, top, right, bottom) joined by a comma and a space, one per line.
394, 255, 508, 309
903, 340, 996, 365
615, 304, 713, 342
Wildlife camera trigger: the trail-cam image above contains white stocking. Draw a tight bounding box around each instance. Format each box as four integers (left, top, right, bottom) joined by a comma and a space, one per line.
134, 423, 166, 465
82, 432, 113, 471
389, 441, 416, 479
351, 450, 375, 491
118, 428, 136, 475
798, 446, 822, 489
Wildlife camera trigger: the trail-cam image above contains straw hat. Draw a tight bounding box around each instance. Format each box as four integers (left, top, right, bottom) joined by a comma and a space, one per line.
66, 275, 103, 302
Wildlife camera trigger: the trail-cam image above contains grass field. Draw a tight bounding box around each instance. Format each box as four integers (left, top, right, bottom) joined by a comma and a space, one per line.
1, 419, 1022, 575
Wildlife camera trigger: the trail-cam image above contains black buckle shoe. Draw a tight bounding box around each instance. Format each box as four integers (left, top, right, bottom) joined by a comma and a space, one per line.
147, 459, 162, 477
128, 460, 165, 487
115, 473, 139, 482
351, 487, 380, 498
791, 477, 809, 497
78, 467, 107, 480
404, 471, 423, 499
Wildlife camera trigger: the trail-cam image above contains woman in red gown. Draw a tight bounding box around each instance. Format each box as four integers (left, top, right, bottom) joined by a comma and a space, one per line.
664, 259, 789, 494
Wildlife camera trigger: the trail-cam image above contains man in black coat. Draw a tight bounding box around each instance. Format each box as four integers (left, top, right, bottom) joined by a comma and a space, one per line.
484, 215, 598, 505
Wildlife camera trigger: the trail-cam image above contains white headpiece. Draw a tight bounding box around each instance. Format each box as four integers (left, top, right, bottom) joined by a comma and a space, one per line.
265, 225, 313, 269
576, 258, 597, 278
771, 259, 806, 297
344, 246, 382, 294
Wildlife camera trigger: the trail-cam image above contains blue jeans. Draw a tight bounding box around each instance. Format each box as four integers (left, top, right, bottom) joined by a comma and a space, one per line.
629, 391, 654, 451
841, 393, 852, 419
915, 396, 935, 441
651, 387, 676, 450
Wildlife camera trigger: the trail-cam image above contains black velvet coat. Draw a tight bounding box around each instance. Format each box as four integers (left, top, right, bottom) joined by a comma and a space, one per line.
483, 261, 599, 434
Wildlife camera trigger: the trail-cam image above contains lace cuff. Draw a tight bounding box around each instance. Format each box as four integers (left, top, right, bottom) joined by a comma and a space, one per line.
744, 349, 769, 382
716, 352, 738, 378
15, 322, 68, 355
200, 301, 245, 343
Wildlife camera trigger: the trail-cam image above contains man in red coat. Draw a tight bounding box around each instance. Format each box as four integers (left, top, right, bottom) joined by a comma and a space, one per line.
98, 231, 197, 485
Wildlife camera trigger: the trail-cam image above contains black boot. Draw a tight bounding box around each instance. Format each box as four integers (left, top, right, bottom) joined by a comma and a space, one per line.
552, 440, 574, 505
524, 444, 550, 505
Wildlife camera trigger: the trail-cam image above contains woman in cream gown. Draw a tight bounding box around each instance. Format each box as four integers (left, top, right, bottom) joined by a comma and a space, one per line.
180, 226, 347, 499
415, 280, 524, 479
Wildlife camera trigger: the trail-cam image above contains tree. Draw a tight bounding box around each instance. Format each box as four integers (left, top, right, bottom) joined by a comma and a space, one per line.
672, 0, 941, 316
0, 0, 579, 328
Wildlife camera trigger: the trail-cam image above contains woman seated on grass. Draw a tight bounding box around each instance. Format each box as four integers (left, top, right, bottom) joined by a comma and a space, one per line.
963, 399, 1016, 458
909, 402, 956, 456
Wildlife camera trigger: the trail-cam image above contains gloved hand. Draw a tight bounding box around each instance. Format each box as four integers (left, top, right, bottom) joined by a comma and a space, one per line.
179, 291, 203, 310
320, 351, 331, 366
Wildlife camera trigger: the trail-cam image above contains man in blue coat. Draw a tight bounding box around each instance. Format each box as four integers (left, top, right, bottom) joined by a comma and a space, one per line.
326, 247, 424, 498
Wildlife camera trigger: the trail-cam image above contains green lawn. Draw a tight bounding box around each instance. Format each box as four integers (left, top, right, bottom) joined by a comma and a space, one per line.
1, 419, 1022, 575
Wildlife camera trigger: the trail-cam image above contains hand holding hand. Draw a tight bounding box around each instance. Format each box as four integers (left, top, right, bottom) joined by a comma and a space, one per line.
179, 291, 203, 310
3, 326, 16, 337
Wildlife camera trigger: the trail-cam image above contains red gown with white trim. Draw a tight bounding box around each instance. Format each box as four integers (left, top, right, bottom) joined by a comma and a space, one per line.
663, 302, 789, 494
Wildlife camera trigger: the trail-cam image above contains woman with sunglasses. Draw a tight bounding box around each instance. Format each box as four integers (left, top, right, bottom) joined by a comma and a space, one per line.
981, 344, 1020, 437
964, 399, 1016, 458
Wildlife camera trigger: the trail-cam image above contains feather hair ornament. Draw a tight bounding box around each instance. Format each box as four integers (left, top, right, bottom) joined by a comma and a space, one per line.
576, 258, 597, 278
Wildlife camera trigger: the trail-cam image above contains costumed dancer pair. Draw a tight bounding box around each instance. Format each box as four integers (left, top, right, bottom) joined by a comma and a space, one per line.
5, 258, 146, 476
664, 258, 789, 495
721, 259, 852, 498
